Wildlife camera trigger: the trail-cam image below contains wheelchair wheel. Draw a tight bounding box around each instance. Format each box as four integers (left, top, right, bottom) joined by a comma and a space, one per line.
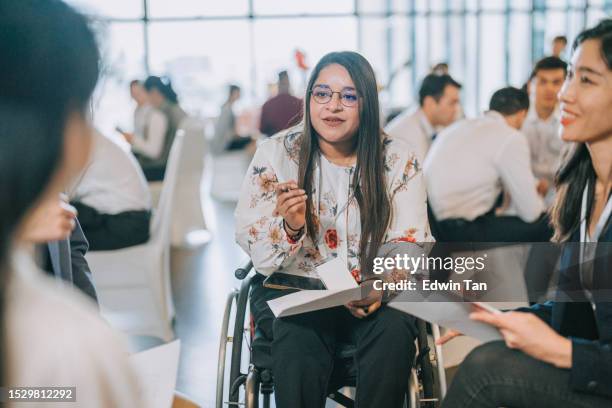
408, 368, 421, 408
216, 288, 239, 408
216, 275, 253, 408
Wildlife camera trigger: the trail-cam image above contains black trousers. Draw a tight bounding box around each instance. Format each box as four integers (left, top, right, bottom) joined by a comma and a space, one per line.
250, 274, 417, 408
441, 341, 611, 408
226, 137, 252, 151
436, 212, 553, 243
71, 202, 151, 251
133, 152, 166, 181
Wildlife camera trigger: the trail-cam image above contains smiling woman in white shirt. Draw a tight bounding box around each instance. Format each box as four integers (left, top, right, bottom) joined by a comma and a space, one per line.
0, 1, 141, 406
235, 51, 431, 408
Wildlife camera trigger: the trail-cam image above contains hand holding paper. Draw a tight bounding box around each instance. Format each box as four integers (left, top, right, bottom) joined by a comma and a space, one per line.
267, 256, 375, 318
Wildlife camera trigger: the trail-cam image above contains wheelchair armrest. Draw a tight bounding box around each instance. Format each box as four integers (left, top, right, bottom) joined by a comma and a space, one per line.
235, 260, 253, 280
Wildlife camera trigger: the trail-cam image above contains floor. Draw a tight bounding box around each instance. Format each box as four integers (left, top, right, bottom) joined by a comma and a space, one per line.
170, 197, 245, 408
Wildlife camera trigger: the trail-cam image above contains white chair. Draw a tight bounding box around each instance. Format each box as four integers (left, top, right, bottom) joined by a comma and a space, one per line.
171, 117, 211, 247
86, 132, 185, 342
209, 150, 252, 202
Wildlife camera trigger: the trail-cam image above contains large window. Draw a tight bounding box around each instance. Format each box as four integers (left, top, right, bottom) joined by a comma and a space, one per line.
65, 0, 611, 133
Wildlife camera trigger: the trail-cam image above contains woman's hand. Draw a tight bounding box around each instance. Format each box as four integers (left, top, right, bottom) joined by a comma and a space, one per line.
471, 311, 572, 368
436, 329, 463, 345
346, 284, 383, 319
274, 180, 307, 233
21, 195, 77, 243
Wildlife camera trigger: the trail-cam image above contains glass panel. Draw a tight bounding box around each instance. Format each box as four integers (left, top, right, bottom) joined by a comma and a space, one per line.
429, 16, 448, 68
447, 15, 466, 85
413, 10, 429, 80
429, 0, 447, 12
481, 0, 505, 10
253, 17, 358, 101
388, 16, 412, 108
148, 0, 248, 17
415, 0, 429, 12
547, 0, 569, 8
255, 0, 354, 15
463, 12, 478, 116
544, 11, 569, 57
510, 0, 532, 10
478, 14, 505, 114
508, 13, 532, 88
392, 0, 410, 14
90, 23, 146, 137
65, 0, 142, 19
148, 21, 251, 118
449, 0, 468, 12
587, 8, 610, 26
360, 18, 389, 88
358, 0, 387, 14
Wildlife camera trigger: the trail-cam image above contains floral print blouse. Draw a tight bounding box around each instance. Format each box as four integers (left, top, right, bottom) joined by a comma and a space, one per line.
235, 130, 432, 281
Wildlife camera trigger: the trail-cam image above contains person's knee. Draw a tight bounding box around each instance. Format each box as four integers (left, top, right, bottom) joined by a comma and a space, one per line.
272, 316, 330, 357
461, 341, 519, 375
373, 307, 417, 341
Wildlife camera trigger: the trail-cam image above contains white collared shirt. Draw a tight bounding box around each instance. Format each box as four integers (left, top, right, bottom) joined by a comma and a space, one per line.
385, 108, 436, 165
521, 104, 565, 183
69, 131, 151, 215
424, 111, 544, 222
132, 104, 168, 159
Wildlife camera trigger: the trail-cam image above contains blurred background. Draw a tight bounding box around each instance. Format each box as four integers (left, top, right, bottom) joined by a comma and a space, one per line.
68, 0, 612, 137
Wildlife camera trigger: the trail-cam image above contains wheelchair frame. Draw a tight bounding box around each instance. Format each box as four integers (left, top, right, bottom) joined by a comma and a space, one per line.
216, 260, 447, 408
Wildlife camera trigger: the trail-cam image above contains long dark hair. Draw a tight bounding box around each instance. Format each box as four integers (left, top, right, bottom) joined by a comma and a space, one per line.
296, 51, 390, 276
0, 0, 99, 385
144, 76, 179, 104
551, 19, 612, 242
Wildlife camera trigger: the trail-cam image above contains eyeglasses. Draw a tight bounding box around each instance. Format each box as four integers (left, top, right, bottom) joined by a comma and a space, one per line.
310, 85, 359, 107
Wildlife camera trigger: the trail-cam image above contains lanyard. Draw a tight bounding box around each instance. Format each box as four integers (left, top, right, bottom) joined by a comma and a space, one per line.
580, 184, 612, 244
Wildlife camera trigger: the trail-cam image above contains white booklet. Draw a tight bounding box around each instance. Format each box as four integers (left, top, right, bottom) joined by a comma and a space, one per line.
389, 292, 503, 343
130, 340, 181, 408
267, 256, 367, 318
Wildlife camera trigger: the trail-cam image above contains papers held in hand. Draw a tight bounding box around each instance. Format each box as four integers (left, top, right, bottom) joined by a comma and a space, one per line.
267, 256, 371, 318
389, 291, 503, 343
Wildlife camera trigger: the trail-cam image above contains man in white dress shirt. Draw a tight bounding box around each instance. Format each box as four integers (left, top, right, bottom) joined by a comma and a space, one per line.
385, 74, 462, 164
69, 130, 152, 250
424, 87, 551, 242
521, 57, 568, 203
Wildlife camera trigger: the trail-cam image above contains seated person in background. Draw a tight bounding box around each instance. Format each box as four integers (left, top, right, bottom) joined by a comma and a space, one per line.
0, 1, 142, 405
119, 79, 168, 166
21, 195, 98, 301
521, 56, 568, 204
259, 70, 303, 137
385, 73, 462, 164
211, 84, 254, 154
236, 51, 431, 408
424, 87, 551, 242
438, 20, 612, 407
128, 75, 187, 181
551, 34, 568, 59
69, 130, 152, 251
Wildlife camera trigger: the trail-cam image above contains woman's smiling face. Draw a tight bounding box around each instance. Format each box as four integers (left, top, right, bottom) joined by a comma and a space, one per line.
309, 63, 360, 147
558, 38, 612, 144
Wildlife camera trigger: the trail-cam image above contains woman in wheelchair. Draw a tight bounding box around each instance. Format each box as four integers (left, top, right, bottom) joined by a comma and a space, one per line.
235, 51, 431, 408
438, 20, 612, 408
